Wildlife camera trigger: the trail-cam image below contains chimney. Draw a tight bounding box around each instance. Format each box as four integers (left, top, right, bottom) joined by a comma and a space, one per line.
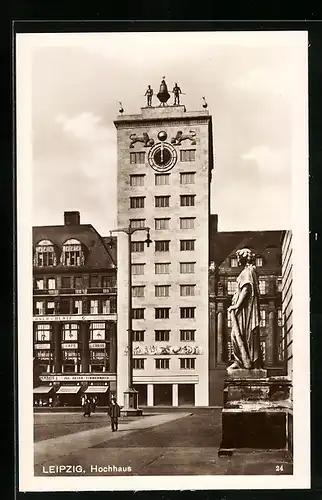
64, 211, 80, 226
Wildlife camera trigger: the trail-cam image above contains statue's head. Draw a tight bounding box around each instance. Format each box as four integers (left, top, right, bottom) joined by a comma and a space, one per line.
236, 248, 255, 266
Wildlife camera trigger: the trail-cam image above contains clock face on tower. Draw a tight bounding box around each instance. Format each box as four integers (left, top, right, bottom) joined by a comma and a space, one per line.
148, 142, 177, 172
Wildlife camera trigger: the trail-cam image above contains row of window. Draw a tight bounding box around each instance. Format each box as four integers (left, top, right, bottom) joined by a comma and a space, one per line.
130, 151, 196, 165
130, 217, 196, 230
226, 278, 281, 296
132, 307, 196, 320
132, 329, 196, 342
132, 262, 196, 275
133, 358, 196, 370
132, 239, 195, 253
229, 257, 282, 270
227, 309, 283, 327
34, 298, 115, 316
130, 195, 196, 209
34, 275, 116, 291
132, 285, 196, 297
35, 322, 108, 342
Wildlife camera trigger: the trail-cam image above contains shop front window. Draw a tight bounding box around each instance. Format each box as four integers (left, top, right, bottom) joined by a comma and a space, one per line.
90, 350, 109, 372
90, 322, 106, 340
63, 323, 79, 341
35, 324, 51, 342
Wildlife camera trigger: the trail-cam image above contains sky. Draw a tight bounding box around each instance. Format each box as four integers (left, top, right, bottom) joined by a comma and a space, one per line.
18, 31, 307, 234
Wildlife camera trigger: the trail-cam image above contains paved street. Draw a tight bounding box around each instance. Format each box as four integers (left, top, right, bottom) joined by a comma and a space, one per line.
34, 410, 293, 476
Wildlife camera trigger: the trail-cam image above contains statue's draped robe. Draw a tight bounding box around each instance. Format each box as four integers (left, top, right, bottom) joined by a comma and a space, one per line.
231, 264, 261, 368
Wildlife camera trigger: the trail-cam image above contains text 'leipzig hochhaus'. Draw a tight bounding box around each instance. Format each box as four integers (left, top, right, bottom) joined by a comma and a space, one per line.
33, 81, 286, 408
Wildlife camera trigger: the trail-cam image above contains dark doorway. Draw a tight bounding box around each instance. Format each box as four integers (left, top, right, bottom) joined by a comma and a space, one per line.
133, 384, 147, 406
178, 384, 195, 406
154, 384, 172, 406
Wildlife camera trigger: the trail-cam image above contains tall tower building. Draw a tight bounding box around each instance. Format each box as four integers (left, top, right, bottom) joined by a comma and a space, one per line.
114, 81, 214, 407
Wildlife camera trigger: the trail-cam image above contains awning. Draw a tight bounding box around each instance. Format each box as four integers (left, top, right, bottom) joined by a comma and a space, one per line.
33, 386, 53, 394
85, 386, 109, 394
56, 386, 80, 394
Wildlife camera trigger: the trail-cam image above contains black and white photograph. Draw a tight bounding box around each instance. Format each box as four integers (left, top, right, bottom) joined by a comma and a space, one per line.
16, 30, 310, 491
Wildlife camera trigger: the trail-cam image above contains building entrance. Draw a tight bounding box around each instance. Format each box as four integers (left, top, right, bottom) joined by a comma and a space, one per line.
178, 384, 195, 406
154, 384, 172, 406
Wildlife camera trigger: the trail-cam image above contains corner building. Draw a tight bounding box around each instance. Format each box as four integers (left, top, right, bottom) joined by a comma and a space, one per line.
115, 103, 214, 407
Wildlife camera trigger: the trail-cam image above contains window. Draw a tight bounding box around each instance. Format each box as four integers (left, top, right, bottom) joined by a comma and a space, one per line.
180, 217, 195, 229
155, 262, 170, 274
259, 279, 266, 295
180, 172, 195, 183
230, 258, 238, 268
180, 195, 195, 207
130, 174, 145, 186
227, 311, 232, 328
131, 241, 145, 253
133, 358, 145, 369
130, 152, 145, 164
155, 218, 170, 230
130, 196, 145, 209
34, 239, 56, 267
155, 174, 170, 185
155, 240, 170, 252
180, 358, 195, 369
61, 276, 71, 288
102, 299, 111, 314
132, 263, 145, 275
278, 309, 283, 327
90, 300, 99, 314
36, 324, 51, 342
180, 285, 195, 296
46, 301, 55, 315
48, 278, 56, 290
155, 285, 170, 297
227, 280, 237, 295
260, 310, 266, 327
130, 219, 146, 229
133, 330, 145, 342
35, 278, 44, 290
102, 275, 116, 288
256, 257, 263, 267
155, 358, 170, 369
180, 262, 195, 274
75, 276, 82, 289
63, 323, 79, 341
278, 342, 284, 362
61, 238, 84, 266
180, 330, 195, 341
155, 196, 170, 208
90, 275, 99, 288
180, 150, 196, 162
260, 340, 266, 361
180, 307, 195, 319
277, 278, 283, 292
59, 298, 70, 314
180, 239, 195, 251
155, 308, 170, 319
90, 322, 105, 340
133, 308, 145, 319
155, 330, 170, 342
72, 300, 82, 314
132, 286, 145, 298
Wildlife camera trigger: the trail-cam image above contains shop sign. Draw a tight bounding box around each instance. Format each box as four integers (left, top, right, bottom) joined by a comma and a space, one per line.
89, 343, 105, 349
40, 373, 116, 382
62, 343, 79, 349
33, 314, 116, 322
34, 343, 51, 349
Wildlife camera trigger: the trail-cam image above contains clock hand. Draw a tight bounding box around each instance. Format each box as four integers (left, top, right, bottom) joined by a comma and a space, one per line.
161, 143, 163, 163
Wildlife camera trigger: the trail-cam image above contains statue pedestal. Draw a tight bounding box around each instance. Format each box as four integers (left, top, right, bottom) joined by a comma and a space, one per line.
218, 371, 292, 456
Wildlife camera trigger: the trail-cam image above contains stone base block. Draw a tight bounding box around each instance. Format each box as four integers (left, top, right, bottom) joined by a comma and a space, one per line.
227, 368, 267, 379
219, 407, 287, 452
120, 408, 143, 417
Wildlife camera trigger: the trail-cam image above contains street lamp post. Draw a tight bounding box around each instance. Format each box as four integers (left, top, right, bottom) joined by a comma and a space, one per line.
109, 224, 152, 416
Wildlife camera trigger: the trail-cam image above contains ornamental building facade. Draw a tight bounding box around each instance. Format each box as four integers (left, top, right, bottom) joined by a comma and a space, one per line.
114, 96, 214, 407
33, 211, 117, 406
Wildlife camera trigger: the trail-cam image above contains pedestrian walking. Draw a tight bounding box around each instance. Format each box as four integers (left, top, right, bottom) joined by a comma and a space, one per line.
83, 396, 91, 417
90, 396, 97, 414
108, 395, 120, 431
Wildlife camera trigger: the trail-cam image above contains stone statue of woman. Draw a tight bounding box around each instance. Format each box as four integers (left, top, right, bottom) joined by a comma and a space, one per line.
227, 248, 263, 372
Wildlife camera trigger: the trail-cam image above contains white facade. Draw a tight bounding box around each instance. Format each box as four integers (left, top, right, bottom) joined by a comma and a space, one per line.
115, 104, 213, 406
